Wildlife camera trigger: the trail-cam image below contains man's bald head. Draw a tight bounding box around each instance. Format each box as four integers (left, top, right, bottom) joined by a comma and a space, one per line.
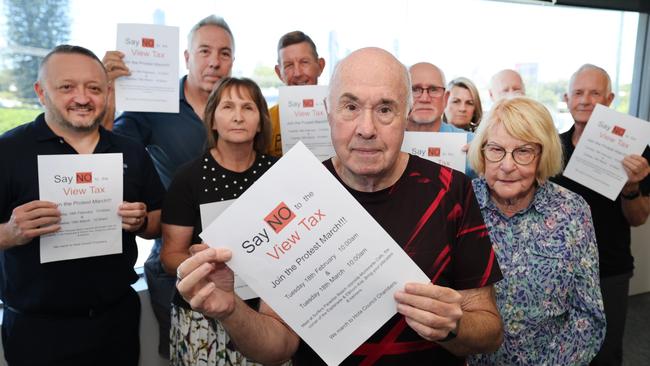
409, 62, 446, 87
329, 47, 412, 115
407, 62, 447, 130
489, 69, 525, 102
327, 47, 412, 190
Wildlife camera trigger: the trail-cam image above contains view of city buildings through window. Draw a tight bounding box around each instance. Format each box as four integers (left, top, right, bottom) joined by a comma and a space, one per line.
0, 0, 641, 266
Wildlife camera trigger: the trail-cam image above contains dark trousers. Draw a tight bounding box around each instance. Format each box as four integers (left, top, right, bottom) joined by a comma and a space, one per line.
144, 239, 176, 359
2, 287, 140, 366
591, 272, 632, 366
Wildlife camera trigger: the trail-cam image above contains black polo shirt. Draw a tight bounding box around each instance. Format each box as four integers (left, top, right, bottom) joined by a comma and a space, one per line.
0, 114, 164, 313
551, 125, 650, 278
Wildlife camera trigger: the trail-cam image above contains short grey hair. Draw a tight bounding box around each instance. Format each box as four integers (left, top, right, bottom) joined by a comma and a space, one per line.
569, 63, 612, 94
409, 63, 446, 87
187, 15, 234, 52
38, 44, 105, 83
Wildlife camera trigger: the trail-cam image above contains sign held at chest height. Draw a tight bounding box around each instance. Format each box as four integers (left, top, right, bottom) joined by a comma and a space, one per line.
200, 142, 428, 366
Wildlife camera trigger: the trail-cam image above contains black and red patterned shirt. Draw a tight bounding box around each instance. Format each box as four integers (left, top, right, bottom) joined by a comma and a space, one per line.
294, 154, 502, 366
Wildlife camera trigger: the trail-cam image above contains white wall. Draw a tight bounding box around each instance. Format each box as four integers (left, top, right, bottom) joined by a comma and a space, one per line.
137, 287, 170, 366
630, 219, 650, 295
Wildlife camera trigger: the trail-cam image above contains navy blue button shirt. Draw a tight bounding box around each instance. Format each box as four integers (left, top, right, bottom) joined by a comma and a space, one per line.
114, 76, 206, 189
0, 114, 164, 312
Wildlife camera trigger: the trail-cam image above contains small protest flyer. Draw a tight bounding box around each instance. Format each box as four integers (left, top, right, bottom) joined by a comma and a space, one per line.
401, 131, 468, 173
279, 85, 335, 161
115, 23, 179, 113
564, 104, 650, 200
200, 142, 429, 366
200, 200, 256, 300
38, 153, 123, 263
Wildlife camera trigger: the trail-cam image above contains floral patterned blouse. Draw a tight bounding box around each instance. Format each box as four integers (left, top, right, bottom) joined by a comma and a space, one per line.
470, 178, 606, 366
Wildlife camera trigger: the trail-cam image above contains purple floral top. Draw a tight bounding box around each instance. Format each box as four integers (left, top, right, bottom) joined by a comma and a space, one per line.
470, 178, 605, 365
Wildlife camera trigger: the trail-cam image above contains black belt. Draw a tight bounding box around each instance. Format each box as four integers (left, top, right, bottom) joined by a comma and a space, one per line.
5, 289, 135, 319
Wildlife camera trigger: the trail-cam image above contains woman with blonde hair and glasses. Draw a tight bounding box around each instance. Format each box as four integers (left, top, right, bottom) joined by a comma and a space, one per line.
467, 97, 605, 365
442, 77, 483, 132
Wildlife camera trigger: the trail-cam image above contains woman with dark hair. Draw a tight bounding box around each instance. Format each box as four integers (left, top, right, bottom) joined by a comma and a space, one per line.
160, 77, 278, 365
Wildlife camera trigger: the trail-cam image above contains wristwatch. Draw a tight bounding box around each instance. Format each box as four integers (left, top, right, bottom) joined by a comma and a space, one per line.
439, 329, 457, 342
621, 190, 641, 200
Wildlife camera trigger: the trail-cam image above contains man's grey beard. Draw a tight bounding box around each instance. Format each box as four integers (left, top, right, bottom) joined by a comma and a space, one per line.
54, 110, 104, 133
45, 101, 105, 134
408, 116, 437, 124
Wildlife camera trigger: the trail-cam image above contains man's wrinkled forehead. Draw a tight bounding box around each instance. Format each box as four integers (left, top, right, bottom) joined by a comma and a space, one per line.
329, 79, 404, 113
191, 24, 233, 51
328, 48, 408, 106
409, 63, 444, 87
571, 71, 608, 91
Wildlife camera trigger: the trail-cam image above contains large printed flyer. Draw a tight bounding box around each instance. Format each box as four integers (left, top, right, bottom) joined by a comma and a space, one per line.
38, 153, 123, 263
563, 104, 650, 200
115, 23, 179, 113
401, 131, 468, 174
199, 200, 256, 300
279, 85, 335, 161
200, 142, 429, 365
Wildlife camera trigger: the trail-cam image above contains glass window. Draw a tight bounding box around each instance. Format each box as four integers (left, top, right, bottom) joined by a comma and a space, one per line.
0, 0, 640, 267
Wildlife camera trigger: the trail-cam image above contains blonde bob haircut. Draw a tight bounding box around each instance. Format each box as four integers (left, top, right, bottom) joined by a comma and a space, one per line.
468, 97, 563, 183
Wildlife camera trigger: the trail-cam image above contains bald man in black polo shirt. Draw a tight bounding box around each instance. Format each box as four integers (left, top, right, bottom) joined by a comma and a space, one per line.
552, 64, 650, 366
0, 45, 164, 365
175, 47, 503, 366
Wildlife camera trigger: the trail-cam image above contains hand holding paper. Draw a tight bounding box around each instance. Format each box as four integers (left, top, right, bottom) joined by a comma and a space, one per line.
118, 201, 148, 232
0, 201, 61, 248
562, 104, 650, 200
117, 202, 147, 232
395, 283, 463, 342
37, 153, 123, 263
199, 142, 430, 365
179, 245, 300, 364
102, 51, 131, 82
622, 154, 650, 186
176, 245, 236, 320
100, 51, 131, 130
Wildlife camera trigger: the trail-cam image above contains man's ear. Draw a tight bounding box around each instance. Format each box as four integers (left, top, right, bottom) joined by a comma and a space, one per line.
443, 90, 451, 106
275, 64, 283, 81
563, 93, 569, 103
605, 92, 615, 107
317, 58, 325, 75
184, 49, 190, 69
34, 81, 46, 106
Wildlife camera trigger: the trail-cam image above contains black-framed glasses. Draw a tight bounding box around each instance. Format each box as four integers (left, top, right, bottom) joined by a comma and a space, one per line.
412, 85, 445, 98
482, 143, 540, 165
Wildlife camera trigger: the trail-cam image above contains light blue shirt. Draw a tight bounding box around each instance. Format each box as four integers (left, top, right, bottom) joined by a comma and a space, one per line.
439, 122, 476, 178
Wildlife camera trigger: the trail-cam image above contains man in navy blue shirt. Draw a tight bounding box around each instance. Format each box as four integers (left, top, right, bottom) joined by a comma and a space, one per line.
0, 45, 164, 365
101, 15, 235, 357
